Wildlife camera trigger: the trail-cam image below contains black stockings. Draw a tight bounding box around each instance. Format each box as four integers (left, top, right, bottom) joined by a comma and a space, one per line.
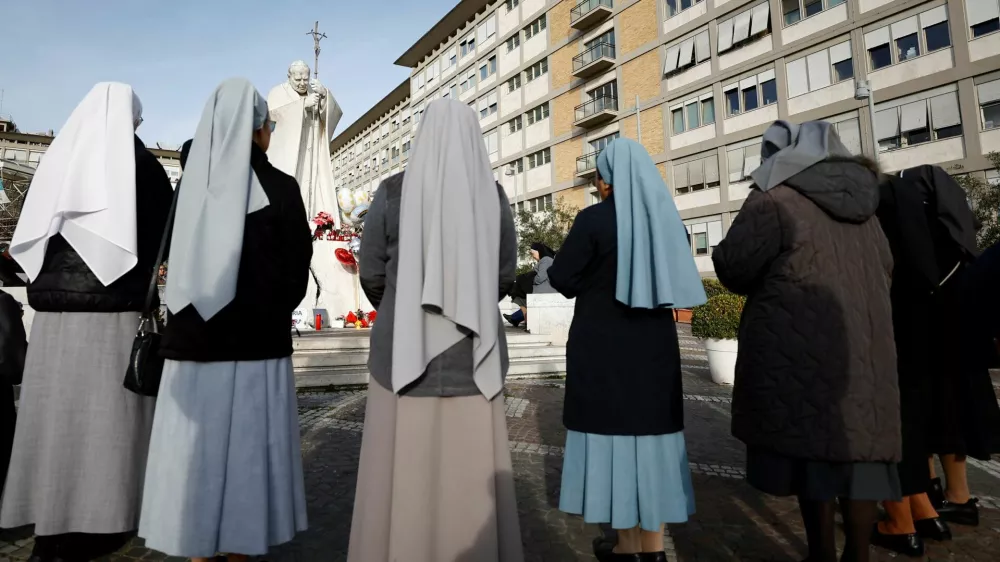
798, 498, 878, 562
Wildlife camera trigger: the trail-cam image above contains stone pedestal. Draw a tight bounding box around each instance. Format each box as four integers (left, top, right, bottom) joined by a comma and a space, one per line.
525, 293, 575, 346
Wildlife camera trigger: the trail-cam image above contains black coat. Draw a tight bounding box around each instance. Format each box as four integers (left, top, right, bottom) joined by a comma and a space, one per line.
27, 136, 174, 312
547, 196, 684, 436
876, 166, 995, 492
0, 289, 26, 499
160, 143, 312, 362
713, 160, 900, 464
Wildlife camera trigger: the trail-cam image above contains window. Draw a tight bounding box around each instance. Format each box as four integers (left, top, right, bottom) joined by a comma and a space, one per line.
674, 155, 721, 195
460, 68, 477, 93
510, 158, 524, 174
527, 148, 551, 169
506, 0, 519, 12
978, 79, 1000, 130
480, 56, 497, 81
426, 59, 440, 85
874, 88, 963, 151
667, 0, 706, 18
506, 75, 522, 93
479, 92, 499, 119
483, 130, 499, 156
663, 30, 711, 76
670, 92, 715, 134
727, 141, 763, 182
477, 14, 497, 44
832, 117, 863, 154
786, 41, 853, 97
586, 30, 616, 50
525, 15, 547, 39
402, 107, 412, 125
527, 102, 550, 125
446, 47, 458, 68
865, 7, 950, 71
414, 71, 425, 91
717, 2, 771, 55
520, 194, 554, 213
684, 219, 723, 256
925, 22, 951, 51
966, 0, 1000, 37
723, 69, 776, 116
506, 34, 521, 53
782, 0, 844, 26
525, 58, 548, 82
508, 115, 523, 134
589, 132, 620, 155
461, 36, 476, 57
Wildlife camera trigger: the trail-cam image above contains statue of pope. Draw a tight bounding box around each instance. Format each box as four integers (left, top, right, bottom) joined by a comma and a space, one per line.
267, 60, 343, 225
268, 61, 370, 325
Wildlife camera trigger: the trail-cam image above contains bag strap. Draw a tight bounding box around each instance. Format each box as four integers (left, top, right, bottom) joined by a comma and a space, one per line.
143, 186, 180, 315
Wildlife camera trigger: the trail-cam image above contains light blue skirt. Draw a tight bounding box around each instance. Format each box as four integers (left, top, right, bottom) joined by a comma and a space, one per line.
558, 430, 695, 531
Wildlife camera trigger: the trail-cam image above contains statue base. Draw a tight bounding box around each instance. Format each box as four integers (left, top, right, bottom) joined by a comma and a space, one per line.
296, 241, 373, 330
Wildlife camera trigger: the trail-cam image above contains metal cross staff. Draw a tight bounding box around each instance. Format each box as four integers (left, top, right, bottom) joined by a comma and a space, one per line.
306, 21, 327, 80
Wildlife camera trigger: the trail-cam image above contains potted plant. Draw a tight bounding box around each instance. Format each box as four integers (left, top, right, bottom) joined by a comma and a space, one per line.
691, 290, 745, 385
675, 278, 725, 323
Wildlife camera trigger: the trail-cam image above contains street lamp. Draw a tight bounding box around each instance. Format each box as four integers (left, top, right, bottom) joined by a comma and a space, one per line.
855, 79, 880, 162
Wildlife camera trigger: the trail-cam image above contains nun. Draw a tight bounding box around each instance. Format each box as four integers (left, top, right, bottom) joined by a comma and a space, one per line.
1, 83, 173, 560
547, 138, 706, 561
348, 99, 522, 562
137, 78, 312, 561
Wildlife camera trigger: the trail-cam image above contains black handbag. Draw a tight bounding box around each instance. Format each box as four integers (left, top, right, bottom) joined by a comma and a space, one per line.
123, 188, 178, 397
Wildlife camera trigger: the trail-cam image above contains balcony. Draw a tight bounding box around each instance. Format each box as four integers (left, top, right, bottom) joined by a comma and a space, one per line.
572, 42, 616, 79
571, 0, 613, 30
576, 151, 599, 178
574, 95, 619, 128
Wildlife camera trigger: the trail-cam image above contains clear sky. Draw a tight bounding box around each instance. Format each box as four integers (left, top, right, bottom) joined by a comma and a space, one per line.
0, 0, 457, 148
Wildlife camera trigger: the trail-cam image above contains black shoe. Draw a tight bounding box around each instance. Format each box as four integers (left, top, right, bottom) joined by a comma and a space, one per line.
914, 517, 952, 541
638, 553, 667, 562
871, 523, 925, 557
503, 313, 521, 328
593, 536, 642, 562
937, 497, 980, 526
929, 477, 945, 509
27, 557, 53, 562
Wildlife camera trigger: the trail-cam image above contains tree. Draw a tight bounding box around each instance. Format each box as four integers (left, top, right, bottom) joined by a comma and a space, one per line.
953, 151, 1000, 250
514, 201, 579, 274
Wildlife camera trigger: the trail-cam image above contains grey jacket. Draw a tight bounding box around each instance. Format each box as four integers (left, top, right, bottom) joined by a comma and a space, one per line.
359, 172, 518, 397
532, 256, 556, 294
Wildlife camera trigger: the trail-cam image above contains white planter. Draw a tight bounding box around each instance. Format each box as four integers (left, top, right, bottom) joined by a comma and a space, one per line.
704, 337, 738, 385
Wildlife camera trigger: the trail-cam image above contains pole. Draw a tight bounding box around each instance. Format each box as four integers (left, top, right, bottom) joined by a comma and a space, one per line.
635, 95, 641, 142
866, 88, 879, 163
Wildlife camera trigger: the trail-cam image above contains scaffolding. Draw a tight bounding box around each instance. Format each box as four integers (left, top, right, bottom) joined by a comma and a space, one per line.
0, 158, 33, 246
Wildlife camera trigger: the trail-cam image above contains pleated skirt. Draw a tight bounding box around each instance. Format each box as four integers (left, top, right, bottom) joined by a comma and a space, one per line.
138, 358, 307, 557
558, 430, 696, 532
347, 380, 524, 562
0, 312, 155, 535
746, 448, 903, 502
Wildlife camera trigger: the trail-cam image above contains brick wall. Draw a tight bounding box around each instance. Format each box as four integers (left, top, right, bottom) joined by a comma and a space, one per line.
620, 50, 662, 109
640, 105, 665, 155
553, 139, 580, 184
617, 0, 659, 55
548, 0, 572, 44
552, 88, 582, 137
550, 44, 576, 90
557, 186, 590, 211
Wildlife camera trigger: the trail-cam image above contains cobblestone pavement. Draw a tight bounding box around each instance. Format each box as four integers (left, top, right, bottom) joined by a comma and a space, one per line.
3, 326, 1000, 561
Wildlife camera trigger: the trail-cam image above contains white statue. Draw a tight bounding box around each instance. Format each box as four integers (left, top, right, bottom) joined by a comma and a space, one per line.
267, 60, 343, 225
268, 61, 370, 325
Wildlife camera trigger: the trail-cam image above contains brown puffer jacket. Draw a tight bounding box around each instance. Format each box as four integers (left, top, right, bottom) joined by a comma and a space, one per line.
712, 158, 901, 463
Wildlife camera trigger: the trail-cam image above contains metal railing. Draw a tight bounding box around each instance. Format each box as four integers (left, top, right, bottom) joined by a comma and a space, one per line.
573, 42, 616, 71
576, 151, 600, 174
575, 95, 619, 122
570, 0, 613, 24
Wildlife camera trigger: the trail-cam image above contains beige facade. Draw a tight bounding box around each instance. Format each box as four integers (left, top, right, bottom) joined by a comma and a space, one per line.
329, 0, 1000, 273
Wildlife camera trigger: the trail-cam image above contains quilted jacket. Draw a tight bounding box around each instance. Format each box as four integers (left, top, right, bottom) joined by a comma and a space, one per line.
713, 159, 901, 463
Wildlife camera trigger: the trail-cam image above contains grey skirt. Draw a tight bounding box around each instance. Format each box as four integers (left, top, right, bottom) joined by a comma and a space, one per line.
138, 358, 307, 557
347, 380, 523, 562
746, 448, 903, 502
0, 311, 155, 535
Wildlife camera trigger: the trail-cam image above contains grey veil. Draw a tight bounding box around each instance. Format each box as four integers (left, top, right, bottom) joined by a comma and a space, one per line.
751, 120, 853, 191
391, 99, 504, 399
164, 78, 270, 320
